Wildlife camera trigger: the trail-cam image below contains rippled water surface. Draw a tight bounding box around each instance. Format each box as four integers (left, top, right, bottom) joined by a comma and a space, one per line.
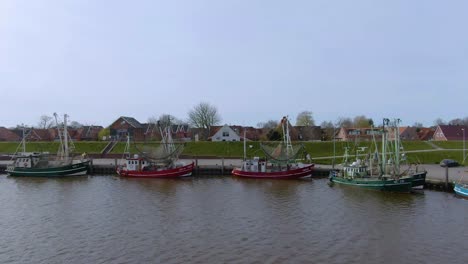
0, 175, 467, 264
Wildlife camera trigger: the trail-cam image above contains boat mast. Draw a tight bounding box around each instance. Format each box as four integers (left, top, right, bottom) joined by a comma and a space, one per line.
54, 113, 64, 159
64, 114, 69, 160
282, 116, 293, 159
393, 118, 401, 175
123, 133, 131, 159
381, 118, 389, 176
243, 129, 246, 161
21, 126, 26, 154
332, 125, 336, 169
158, 119, 175, 155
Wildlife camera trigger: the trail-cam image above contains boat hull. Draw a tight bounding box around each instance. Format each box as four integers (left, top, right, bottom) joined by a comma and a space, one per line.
117, 162, 194, 178
330, 174, 413, 193
411, 171, 427, 188
231, 164, 314, 179
454, 183, 468, 198
6, 161, 90, 177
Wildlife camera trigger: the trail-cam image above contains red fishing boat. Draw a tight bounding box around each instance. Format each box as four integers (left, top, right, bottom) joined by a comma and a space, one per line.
232, 159, 314, 179
117, 157, 194, 178
232, 116, 314, 179
116, 122, 194, 178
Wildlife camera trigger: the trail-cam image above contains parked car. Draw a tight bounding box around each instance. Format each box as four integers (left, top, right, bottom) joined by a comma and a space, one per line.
440, 159, 459, 167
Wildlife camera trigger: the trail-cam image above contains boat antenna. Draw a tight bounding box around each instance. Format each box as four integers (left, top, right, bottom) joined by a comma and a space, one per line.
243, 128, 247, 161
64, 114, 69, 160
54, 113, 65, 159
21, 125, 26, 154
281, 116, 293, 160
331, 124, 335, 169
123, 132, 131, 159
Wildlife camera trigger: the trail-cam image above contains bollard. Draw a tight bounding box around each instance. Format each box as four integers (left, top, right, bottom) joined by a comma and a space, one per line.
195, 158, 198, 176
445, 166, 449, 190
222, 157, 224, 175
89, 159, 94, 175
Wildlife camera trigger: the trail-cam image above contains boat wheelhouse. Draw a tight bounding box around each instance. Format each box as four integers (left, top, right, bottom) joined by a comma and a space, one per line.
6, 114, 90, 177
232, 116, 314, 179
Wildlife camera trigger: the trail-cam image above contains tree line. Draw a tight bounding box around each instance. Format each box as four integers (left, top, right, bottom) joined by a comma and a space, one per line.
16, 103, 468, 141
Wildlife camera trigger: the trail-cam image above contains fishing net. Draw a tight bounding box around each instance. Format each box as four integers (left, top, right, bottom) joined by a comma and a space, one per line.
134, 143, 184, 164
260, 142, 304, 163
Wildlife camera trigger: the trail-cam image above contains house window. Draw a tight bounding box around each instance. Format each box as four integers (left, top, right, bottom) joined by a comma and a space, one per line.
222, 131, 229, 137
348, 130, 360, 135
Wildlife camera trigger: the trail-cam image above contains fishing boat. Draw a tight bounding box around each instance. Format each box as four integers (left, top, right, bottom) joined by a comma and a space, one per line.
116, 123, 194, 178
6, 113, 90, 177
329, 118, 426, 192
453, 172, 468, 198
232, 116, 314, 179
454, 183, 468, 198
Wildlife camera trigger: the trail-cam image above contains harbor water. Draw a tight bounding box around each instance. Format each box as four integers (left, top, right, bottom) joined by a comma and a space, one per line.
0, 175, 467, 264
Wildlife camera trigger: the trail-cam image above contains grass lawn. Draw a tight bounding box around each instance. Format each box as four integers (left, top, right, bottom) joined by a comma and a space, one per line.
0, 140, 465, 165
431, 141, 465, 149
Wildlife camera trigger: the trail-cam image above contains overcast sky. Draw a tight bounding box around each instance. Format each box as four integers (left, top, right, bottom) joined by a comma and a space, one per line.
1, 0, 467, 128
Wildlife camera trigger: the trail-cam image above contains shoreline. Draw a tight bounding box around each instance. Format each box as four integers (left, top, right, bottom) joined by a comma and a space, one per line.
0, 158, 466, 190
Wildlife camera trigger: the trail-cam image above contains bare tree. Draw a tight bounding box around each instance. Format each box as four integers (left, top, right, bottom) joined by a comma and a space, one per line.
188, 102, 221, 140
38, 115, 53, 129
69, 121, 83, 128
257, 120, 278, 129
448, 118, 462, 125
155, 114, 182, 128
353, 115, 372, 128
320, 121, 335, 141
413, 122, 423, 128
463, 117, 468, 126
295, 111, 315, 126
433, 118, 446, 126
337, 117, 353, 128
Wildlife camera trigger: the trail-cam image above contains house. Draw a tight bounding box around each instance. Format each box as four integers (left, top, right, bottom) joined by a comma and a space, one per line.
293, 126, 322, 141
433, 125, 467, 141
336, 127, 383, 141
108, 116, 148, 141
11, 128, 55, 141
210, 125, 241, 141
74, 126, 103, 141
171, 124, 192, 141
388, 126, 419, 140
142, 123, 192, 141
208, 125, 263, 142
417, 127, 435, 141
0, 127, 21, 141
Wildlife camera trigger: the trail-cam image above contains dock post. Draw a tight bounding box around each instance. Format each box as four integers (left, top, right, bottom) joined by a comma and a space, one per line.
89, 159, 94, 175
445, 166, 449, 190
222, 157, 224, 175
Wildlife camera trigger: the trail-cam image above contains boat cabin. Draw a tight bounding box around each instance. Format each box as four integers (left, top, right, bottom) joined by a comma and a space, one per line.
125, 155, 150, 171
343, 162, 369, 178
14, 153, 42, 168
242, 157, 267, 172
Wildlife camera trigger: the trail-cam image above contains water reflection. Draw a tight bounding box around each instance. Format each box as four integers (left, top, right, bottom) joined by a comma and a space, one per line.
0, 176, 466, 264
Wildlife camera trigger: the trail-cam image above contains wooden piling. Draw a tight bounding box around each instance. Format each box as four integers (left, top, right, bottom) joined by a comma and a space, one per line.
221, 157, 224, 175
445, 166, 449, 190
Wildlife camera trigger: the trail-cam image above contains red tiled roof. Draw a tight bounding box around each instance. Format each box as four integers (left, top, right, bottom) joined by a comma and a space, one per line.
0, 127, 21, 141
438, 125, 467, 140
417, 128, 435, 141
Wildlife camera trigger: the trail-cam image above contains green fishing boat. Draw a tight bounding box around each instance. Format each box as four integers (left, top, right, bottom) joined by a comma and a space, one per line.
329, 118, 425, 193
6, 113, 90, 177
